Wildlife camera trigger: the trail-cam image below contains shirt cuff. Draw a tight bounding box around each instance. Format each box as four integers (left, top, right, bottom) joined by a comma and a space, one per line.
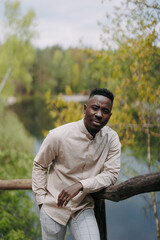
35, 194, 46, 205
79, 179, 92, 193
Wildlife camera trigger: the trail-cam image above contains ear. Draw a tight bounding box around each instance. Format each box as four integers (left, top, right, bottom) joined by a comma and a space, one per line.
83, 104, 87, 114
109, 112, 112, 119
107, 112, 112, 122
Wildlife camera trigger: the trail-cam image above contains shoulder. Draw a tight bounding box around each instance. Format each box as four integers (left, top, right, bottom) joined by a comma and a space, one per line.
48, 120, 80, 139
102, 125, 119, 138
102, 126, 120, 146
41, 121, 80, 150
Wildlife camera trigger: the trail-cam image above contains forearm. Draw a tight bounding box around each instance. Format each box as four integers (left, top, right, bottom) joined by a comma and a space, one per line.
80, 167, 120, 193
32, 133, 57, 205
32, 161, 48, 205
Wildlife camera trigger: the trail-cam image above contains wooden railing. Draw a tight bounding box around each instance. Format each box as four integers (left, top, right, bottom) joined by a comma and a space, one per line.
0, 172, 160, 240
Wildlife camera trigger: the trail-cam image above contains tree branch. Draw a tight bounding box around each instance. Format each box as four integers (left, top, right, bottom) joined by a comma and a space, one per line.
0, 66, 12, 95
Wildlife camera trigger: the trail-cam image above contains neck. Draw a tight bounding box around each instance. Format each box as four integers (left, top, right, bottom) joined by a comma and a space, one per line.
84, 125, 98, 138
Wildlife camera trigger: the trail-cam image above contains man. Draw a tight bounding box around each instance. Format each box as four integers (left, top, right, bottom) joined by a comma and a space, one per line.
32, 88, 121, 240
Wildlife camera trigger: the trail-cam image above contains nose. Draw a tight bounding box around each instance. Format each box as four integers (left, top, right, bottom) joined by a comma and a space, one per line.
95, 109, 102, 118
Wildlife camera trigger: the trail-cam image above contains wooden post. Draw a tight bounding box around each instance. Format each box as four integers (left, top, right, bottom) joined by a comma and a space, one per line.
94, 199, 107, 240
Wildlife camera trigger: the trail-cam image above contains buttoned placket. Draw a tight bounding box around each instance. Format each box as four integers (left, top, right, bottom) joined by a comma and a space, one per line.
82, 137, 95, 179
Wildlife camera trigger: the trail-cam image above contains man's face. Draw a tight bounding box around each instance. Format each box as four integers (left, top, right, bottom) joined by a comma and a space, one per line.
84, 95, 112, 136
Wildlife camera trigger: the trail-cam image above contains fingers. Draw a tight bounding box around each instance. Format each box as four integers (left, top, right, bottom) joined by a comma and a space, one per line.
58, 195, 70, 208
57, 183, 83, 208
63, 195, 70, 207
57, 191, 71, 208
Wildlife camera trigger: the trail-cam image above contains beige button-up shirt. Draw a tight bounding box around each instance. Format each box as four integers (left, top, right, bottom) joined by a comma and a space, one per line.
32, 119, 121, 225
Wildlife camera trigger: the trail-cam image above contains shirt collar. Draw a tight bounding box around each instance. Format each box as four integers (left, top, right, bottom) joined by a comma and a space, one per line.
79, 119, 103, 140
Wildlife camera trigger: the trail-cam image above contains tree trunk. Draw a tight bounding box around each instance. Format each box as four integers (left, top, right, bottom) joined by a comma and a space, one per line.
147, 127, 160, 240
0, 66, 12, 94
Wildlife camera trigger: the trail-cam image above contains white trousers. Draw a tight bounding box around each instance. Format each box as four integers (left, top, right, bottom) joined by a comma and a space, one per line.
40, 207, 100, 240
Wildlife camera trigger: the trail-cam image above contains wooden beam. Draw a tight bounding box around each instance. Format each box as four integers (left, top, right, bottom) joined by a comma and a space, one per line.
93, 172, 160, 201
0, 172, 160, 201
0, 179, 32, 190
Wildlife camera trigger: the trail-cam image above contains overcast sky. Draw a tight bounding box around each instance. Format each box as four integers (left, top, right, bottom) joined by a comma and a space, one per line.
0, 0, 121, 49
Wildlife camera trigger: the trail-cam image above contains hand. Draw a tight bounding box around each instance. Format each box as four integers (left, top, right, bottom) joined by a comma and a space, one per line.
57, 182, 83, 208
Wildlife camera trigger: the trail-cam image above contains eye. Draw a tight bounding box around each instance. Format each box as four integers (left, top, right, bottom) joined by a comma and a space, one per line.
103, 109, 109, 114
91, 106, 98, 110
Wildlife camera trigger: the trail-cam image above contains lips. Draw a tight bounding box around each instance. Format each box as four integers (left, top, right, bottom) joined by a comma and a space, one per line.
92, 120, 102, 126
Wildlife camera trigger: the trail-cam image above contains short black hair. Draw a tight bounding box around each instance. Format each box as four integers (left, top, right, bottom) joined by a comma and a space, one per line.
89, 88, 114, 102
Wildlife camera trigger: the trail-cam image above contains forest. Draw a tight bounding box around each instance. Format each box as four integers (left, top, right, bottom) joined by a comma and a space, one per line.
0, 0, 160, 239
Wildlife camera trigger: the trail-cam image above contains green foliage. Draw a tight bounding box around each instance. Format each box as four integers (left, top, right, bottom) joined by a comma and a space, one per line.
0, 104, 34, 179
0, 191, 41, 240
31, 46, 62, 95
11, 94, 54, 139
0, 2, 41, 238
45, 88, 84, 131
0, 0, 36, 96
0, 104, 41, 239
86, 0, 160, 168
32, 47, 94, 95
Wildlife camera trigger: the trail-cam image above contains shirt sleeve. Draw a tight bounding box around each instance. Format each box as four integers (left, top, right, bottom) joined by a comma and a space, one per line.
32, 131, 58, 205
80, 132, 121, 193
